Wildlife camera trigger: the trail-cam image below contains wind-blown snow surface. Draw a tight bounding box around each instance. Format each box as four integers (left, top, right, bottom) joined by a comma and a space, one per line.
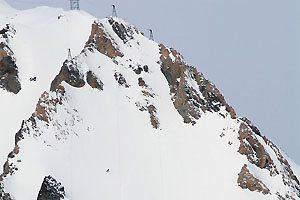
0, 1, 299, 200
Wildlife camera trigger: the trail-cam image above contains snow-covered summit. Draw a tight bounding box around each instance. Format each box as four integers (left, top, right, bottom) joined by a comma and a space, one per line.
0, 2, 299, 200
0, 0, 17, 22
0, 0, 14, 11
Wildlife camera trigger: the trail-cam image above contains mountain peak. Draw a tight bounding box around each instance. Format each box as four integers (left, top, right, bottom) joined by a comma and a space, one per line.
0, 4, 299, 200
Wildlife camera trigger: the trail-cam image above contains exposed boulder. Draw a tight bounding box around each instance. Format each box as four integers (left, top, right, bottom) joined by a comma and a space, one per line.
159, 44, 236, 124
237, 164, 270, 195
143, 65, 149, 73
50, 59, 85, 91
138, 77, 147, 87
134, 66, 143, 74
85, 21, 123, 58
37, 175, 65, 200
86, 70, 103, 90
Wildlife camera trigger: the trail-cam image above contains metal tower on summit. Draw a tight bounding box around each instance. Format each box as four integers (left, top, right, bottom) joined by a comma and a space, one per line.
149, 29, 154, 41
112, 5, 117, 17
70, 0, 80, 10
68, 48, 72, 60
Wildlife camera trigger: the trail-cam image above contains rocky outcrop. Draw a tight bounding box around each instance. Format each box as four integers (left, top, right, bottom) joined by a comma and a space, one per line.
114, 72, 129, 88
1, 144, 20, 180
0, 105, 67, 198
0, 84, 73, 195
148, 105, 159, 129
238, 120, 278, 176
263, 137, 300, 198
240, 117, 261, 136
0, 118, 37, 184
37, 176, 65, 200
86, 70, 103, 90
33, 87, 65, 123
138, 77, 147, 87
0, 120, 31, 199
159, 44, 235, 124
0, 183, 12, 200
50, 59, 85, 91
238, 118, 300, 199
135, 101, 160, 129
0, 24, 21, 94
134, 66, 143, 74
238, 164, 270, 195
0, 52, 21, 94
85, 20, 123, 58
108, 17, 134, 44
276, 192, 298, 200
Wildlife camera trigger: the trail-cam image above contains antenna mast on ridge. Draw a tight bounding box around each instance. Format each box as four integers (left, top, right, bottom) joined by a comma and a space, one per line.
70, 0, 80, 10
149, 29, 154, 41
112, 5, 117, 17
68, 48, 72, 60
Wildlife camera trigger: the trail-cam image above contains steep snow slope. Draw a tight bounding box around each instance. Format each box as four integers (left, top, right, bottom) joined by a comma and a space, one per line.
0, 1, 299, 200
0, 3, 94, 170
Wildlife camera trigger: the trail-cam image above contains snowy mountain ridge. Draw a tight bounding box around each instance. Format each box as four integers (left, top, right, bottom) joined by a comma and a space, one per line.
0, 1, 299, 200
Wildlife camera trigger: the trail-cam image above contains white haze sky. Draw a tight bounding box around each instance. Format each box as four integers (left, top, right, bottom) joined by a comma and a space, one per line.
5, 0, 300, 165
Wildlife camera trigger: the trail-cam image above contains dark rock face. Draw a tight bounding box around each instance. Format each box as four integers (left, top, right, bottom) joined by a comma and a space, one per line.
0, 55, 21, 94
0, 25, 21, 94
50, 59, 85, 91
159, 44, 236, 124
238, 164, 270, 195
85, 21, 123, 58
37, 176, 65, 200
86, 70, 103, 90
108, 17, 133, 44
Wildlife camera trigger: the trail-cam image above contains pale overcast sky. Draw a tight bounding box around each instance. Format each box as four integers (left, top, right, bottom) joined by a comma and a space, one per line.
5, 0, 300, 164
